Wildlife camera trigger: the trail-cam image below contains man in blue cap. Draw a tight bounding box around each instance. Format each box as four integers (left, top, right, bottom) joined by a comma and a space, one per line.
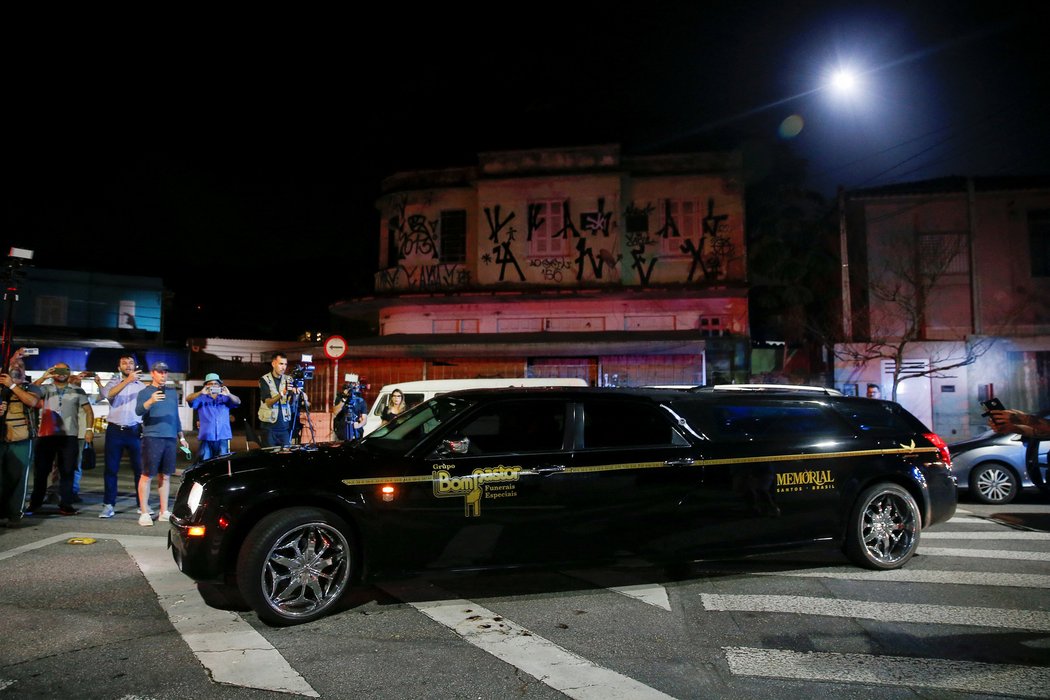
187, 373, 241, 461
134, 361, 189, 526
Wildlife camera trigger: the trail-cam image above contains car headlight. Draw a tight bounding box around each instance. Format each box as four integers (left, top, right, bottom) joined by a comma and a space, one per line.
187, 481, 204, 514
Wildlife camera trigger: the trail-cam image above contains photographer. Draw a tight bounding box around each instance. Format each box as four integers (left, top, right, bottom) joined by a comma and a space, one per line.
99, 355, 146, 519
28, 362, 92, 516
188, 373, 241, 460
332, 374, 367, 441
0, 349, 40, 526
258, 352, 299, 447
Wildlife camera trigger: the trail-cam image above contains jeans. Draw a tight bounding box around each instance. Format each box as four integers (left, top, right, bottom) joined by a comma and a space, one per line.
264, 428, 290, 447
31, 436, 78, 509
0, 440, 33, 520
198, 439, 230, 461
104, 424, 142, 506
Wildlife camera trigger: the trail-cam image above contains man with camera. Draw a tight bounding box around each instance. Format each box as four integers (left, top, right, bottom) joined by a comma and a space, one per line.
332, 374, 368, 441
98, 354, 147, 519
258, 352, 300, 447
0, 349, 40, 526
27, 362, 93, 516
187, 373, 241, 460
134, 361, 190, 526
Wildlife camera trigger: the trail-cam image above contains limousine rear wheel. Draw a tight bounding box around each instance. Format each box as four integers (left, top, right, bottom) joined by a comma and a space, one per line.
846, 483, 920, 570
237, 507, 354, 625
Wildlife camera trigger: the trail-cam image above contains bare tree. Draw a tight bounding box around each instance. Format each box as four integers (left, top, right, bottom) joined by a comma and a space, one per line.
834, 229, 996, 401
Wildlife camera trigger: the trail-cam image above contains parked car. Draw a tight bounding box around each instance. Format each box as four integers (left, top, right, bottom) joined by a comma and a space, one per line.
363, 377, 589, 435
169, 387, 957, 625
949, 415, 1050, 504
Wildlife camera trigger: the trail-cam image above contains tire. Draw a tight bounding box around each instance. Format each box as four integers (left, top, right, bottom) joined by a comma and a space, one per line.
969, 462, 1019, 504
845, 483, 921, 570
236, 507, 354, 626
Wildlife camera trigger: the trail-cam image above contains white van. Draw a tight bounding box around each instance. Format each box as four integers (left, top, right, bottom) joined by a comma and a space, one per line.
363, 377, 588, 436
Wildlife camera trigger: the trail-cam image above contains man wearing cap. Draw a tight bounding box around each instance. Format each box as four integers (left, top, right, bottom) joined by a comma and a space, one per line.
27, 362, 93, 516
187, 373, 241, 461
98, 354, 146, 519
134, 361, 189, 526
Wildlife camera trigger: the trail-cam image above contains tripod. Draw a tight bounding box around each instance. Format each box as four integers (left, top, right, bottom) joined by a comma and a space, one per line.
289, 389, 316, 446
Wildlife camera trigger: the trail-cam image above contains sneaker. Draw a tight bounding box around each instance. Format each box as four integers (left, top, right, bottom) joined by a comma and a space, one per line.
158, 511, 171, 522
58, 506, 78, 516
99, 504, 115, 519
138, 513, 154, 527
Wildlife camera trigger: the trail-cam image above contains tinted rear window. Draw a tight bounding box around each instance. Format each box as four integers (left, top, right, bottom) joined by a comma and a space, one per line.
829, 399, 929, 435
670, 399, 849, 443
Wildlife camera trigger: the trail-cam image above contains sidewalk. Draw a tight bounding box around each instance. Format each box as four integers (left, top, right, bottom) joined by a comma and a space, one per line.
21, 432, 217, 525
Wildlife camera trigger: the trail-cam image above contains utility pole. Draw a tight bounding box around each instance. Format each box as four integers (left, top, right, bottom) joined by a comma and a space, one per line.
1, 248, 34, 367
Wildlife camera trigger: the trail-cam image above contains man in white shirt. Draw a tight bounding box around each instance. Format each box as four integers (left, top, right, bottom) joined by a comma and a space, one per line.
98, 355, 146, 519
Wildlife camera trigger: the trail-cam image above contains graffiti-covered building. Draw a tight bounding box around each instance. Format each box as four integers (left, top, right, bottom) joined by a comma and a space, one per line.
330, 144, 749, 390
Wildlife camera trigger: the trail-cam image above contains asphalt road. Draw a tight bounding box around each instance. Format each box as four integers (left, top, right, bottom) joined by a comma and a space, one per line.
1, 466, 1049, 700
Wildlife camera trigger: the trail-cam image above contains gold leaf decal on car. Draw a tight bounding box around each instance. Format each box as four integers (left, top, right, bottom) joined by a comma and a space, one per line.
899, 439, 916, 451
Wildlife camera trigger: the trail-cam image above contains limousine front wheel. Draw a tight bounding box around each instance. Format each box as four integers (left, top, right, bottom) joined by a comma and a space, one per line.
846, 483, 920, 570
237, 507, 354, 625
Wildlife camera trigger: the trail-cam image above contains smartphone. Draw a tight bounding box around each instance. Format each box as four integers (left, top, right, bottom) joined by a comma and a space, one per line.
980, 397, 1005, 416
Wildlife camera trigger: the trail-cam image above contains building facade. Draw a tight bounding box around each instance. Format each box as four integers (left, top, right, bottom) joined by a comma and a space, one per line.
835, 176, 1050, 440
330, 144, 750, 388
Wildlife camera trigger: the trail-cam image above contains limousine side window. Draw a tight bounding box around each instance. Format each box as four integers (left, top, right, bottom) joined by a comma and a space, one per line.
582, 400, 689, 448
454, 400, 567, 454
673, 400, 847, 443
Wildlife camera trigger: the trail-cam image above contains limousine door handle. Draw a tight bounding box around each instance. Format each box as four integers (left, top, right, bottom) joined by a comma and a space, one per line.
535, 464, 566, 475
665, 458, 696, 467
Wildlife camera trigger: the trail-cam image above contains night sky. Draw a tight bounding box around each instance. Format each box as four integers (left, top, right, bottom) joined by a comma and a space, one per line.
5, 1, 1047, 340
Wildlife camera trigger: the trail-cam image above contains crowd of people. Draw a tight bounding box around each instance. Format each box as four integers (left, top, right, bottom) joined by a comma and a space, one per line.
0, 348, 409, 528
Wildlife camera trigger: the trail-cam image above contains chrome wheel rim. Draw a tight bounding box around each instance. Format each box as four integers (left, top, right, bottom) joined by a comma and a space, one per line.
975, 467, 1013, 502
260, 522, 350, 619
861, 491, 917, 565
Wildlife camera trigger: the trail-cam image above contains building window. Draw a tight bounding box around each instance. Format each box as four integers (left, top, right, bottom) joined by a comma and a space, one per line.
528, 200, 569, 256
917, 232, 969, 276
657, 199, 701, 255
699, 316, 725, 337
440, 210, 467, 263
118, 300, 137, 329
386, 216, 400, 267
35, 295, 68, 326
432, 319, 479, 334
1029, 210, 1050, 277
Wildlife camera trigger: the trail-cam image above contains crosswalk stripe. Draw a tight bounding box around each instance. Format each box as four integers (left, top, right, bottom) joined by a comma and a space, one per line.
695, 566, 1050, 589
723, 646, 1050, 698
383, 581, 676, 700
1, 532, 318, 697
920, 546, 1050, 561
564, 570, 672, 610
701, 593, 1050, 631
923, 531, 1050, 540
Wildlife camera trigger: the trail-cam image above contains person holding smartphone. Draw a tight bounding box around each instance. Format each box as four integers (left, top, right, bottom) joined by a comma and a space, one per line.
186, 373, 241, 461
98, 354, 147, 519
988, 408, 1050, 439
27, 362, 92, 516
134, 362, 189, 526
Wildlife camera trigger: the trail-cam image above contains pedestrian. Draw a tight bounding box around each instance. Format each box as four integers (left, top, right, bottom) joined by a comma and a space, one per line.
134, 361, 189, 526
257, 352, 300, 447
332, 374, 368, 440
98, 354, 146, 519
0, 350, 40, 527
187, 373, 241, 460
381, 388, 407, 425
27, 363, 93, 516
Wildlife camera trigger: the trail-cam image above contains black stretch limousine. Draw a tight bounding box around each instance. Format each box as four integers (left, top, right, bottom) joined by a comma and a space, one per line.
169, 386, 957, 625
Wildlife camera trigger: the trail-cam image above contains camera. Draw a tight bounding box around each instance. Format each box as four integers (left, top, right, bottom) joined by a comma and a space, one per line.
291, 362, 315, 389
